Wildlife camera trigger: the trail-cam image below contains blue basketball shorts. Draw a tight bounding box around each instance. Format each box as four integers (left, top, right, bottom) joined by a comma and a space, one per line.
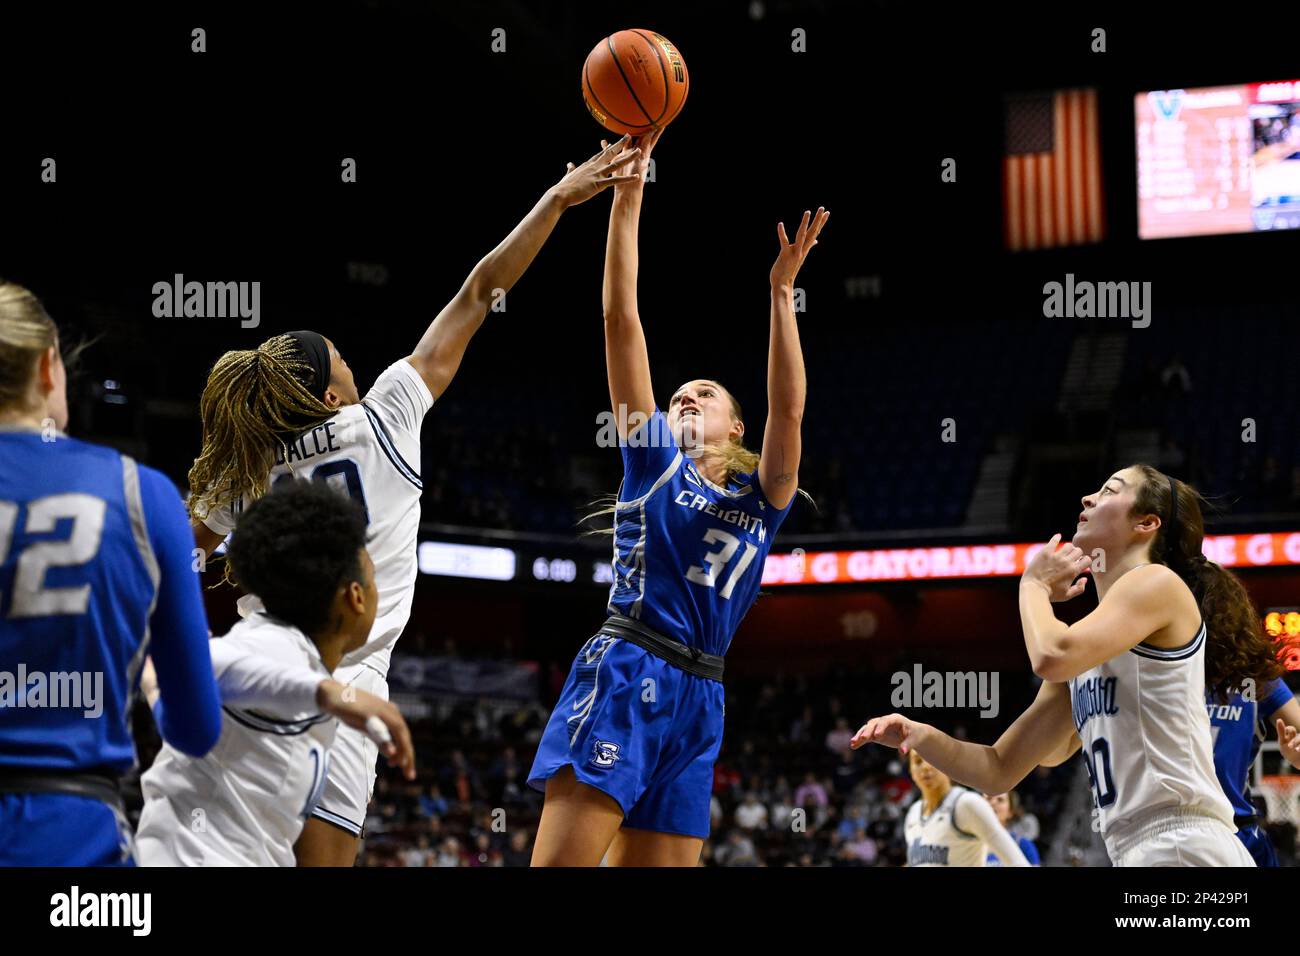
1236, 823, 1278, 867
0, 792, 135, 866
527, 632, 725, 839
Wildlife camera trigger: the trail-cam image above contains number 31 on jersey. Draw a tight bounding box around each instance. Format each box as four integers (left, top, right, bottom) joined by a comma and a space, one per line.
686, 529, 758, 600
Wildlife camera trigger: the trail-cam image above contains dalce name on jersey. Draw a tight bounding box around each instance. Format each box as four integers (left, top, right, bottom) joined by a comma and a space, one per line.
273, 420, 344, 467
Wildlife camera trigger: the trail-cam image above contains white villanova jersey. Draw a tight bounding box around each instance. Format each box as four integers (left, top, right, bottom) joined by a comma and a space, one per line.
203, 360, 433, 677
1068, 620, 1234, 857
136, 614, 336, 866
904, 786, 988, 867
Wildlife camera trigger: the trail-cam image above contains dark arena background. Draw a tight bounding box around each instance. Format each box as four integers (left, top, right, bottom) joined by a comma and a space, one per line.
2, 0, 1300, 934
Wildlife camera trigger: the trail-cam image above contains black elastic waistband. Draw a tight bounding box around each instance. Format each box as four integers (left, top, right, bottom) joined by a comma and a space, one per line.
1234, 814, 1258, 830
0, 766, 124, 814
600, 614, 724, 681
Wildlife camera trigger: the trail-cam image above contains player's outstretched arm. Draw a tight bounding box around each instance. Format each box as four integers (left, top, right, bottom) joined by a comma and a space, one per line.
602, 128, 660, 438
316, 680, 416, 781
760, 208, 827, 510
406, 137, 641, 402
850, 680, 1077, 795
953, 793, 1031, 866
1021, 549, 1180, 682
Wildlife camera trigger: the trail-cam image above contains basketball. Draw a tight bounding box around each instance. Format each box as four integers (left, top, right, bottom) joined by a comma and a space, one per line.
582, 29, 689, 136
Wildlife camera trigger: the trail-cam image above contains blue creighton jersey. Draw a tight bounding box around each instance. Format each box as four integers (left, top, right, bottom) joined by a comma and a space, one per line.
606, 410, 794, 656
0, 429, 221, 772
1209, 678, 1294, 818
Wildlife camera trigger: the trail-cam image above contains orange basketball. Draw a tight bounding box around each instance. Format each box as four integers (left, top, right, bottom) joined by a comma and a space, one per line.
582, 30, 689, 136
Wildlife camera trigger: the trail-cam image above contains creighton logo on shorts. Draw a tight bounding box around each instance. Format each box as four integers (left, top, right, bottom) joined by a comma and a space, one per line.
591, 740, 622, 769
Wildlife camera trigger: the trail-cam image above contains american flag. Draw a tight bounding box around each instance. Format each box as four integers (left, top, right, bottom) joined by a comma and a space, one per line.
1003, 89, 1105, 251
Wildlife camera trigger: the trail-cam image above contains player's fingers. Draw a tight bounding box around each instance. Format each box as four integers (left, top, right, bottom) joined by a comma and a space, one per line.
602, 147, 641, 171
794, 209, 811, 245
804, 207, 827, 247
392, 714, 416, 778
777, 221, 790, 247
812, 207, 830, 236
566, 162, 576, 174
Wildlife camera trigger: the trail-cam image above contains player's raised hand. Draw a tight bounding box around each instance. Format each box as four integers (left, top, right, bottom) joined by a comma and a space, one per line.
551, 135, 643, 207
850, 713, 928, 755
770, 207, 829, 289
317, 681, 417, 781
1278, 718, 1300, 770
604, 125, 663, 194
1022, 534, 1091, 602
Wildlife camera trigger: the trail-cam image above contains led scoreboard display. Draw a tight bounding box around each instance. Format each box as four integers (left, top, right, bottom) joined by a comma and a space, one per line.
1264, 609, 1300, 670
1137, 79, 1300, 238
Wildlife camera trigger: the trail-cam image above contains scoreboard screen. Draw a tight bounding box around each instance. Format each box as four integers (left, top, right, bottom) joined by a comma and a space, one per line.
1264, 608, 1300, 671
1136, 79, 1300, 238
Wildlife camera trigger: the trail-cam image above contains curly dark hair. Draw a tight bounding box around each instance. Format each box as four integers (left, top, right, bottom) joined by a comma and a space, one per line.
1129, 464, 1286, 702
225, 479, 369, 636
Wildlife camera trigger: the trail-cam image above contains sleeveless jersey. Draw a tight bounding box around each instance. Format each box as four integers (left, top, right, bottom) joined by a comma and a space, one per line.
1068, 620, 1234, 854
201, 360, 432, 676
606, 410, 795, 656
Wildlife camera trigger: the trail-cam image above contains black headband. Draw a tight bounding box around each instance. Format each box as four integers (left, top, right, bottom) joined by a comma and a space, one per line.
285, 330, 331, 401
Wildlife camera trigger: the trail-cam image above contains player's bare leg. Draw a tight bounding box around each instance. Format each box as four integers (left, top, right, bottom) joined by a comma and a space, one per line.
606, 827, 704, 867
531, 766, 625, 866
294, 817, 361, 867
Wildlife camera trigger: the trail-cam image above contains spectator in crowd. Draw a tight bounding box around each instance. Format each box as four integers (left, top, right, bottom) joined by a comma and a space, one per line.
735, 792, 769, 831
435, 837, 463, 867
985, 791, 1041, 866
794, 771, 829, 811
837, 802, 869, 840
715, 830, 759, 867
503, 829, 531, 867
790, 705, 817, 744
421, 784, 450, 819
769, 776, 794, 830
825, 716, 855, 756
838, 826, 878, 866
401, 834, 434, 868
